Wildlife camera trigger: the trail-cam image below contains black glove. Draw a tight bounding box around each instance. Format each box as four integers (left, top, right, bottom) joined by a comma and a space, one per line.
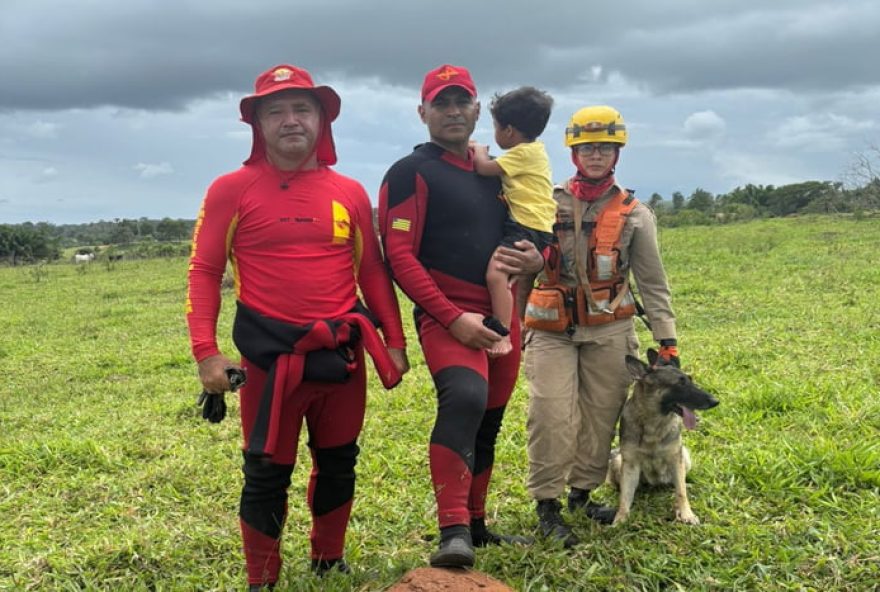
197, 367, 247, 423
197, 391, 227, 423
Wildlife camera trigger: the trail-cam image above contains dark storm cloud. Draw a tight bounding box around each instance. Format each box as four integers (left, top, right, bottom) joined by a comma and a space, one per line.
2, 0, 878, 112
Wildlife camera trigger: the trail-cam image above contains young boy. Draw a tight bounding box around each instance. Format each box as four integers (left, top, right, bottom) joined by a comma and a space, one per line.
473, 86, 556, 356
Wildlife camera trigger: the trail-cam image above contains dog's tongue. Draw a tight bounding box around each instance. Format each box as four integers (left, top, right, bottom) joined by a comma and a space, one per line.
681, 407, 697, 430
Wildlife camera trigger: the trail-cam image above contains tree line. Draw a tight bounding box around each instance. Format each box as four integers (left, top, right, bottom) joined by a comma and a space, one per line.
647, 178, 879, 226
648, 144, 880, 226
2, 170, 878, 265
0, 217, 194, 265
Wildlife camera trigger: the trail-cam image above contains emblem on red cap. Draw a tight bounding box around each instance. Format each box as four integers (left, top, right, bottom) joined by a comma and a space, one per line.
436, 66, 459, 81
272, 68, 293, 82
273, 67, 293, 81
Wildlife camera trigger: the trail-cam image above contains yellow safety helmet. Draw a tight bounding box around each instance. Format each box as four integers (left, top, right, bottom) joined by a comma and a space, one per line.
564, 105, 627, 147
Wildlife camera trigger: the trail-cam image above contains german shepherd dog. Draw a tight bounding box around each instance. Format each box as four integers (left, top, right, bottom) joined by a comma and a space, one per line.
606, 349, 719, 526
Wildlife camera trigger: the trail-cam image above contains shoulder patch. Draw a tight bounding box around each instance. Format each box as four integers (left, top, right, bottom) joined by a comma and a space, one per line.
391, 217, 412, 232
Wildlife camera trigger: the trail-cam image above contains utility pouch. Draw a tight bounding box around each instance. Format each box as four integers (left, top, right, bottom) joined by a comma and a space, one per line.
614, 289, 637, 319
575, 285, 637, 325
576, 286, 614, 326
592, 249, 620, 281
524, 286, 571, 332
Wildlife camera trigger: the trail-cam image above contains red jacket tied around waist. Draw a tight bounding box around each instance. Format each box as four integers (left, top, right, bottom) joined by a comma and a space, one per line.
232, 301, 402, 457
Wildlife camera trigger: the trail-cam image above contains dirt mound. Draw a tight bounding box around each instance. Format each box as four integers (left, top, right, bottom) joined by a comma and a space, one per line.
387, 567, 514, 591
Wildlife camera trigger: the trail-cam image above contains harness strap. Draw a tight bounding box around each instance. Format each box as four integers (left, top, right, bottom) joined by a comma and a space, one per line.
594, 192, 636, 254
572, 191, 636, 315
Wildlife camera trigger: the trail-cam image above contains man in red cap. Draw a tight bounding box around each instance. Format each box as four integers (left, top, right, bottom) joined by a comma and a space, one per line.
379, 64, 543, 567
186, 64, 409, 589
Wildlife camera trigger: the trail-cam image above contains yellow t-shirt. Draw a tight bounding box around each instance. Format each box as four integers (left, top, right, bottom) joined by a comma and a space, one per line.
494, 140, 555, 233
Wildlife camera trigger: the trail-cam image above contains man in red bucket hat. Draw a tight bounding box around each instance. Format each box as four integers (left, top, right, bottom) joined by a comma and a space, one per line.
186, 64, 409, 589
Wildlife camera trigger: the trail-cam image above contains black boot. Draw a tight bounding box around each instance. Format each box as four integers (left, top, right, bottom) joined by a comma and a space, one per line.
430, 525, 475, 568
470, 517, 534, 547
248, 584, 275, 591
568, 487, 617, 525
311, 557, 351, 576
567, 487, 590, 511
536, 499, 579, 548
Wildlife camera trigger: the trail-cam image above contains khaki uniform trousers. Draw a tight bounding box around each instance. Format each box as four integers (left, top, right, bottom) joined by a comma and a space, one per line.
524, 322, 639, 500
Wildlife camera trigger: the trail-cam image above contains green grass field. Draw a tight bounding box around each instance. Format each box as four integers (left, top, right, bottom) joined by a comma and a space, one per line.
1, 215, 878, 591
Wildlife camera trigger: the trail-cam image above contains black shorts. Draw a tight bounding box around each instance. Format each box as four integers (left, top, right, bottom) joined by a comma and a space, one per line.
499, 216, 554, 252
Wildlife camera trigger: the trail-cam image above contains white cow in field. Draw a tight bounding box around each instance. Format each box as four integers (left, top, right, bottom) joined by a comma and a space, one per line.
74, 253, 95, 263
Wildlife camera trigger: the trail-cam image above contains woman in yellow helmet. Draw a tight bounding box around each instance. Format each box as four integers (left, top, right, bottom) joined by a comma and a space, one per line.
523, 105, 679, 545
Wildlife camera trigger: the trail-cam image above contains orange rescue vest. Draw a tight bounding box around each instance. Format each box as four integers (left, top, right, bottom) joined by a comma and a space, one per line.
525, 189, 638, 332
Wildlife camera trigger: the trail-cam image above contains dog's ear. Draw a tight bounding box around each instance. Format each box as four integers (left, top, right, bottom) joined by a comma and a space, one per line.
646, 348, 659, 366
625, 355, 649, 380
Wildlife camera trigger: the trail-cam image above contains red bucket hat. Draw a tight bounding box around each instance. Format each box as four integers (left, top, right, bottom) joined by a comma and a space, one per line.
421, 64, 477, 102
240, 64, 341, 166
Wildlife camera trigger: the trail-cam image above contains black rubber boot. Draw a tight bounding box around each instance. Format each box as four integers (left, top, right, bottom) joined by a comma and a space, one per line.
536, 499, 579, 548
429, 525, 475, 568
470, 517, 534, 547
311, 558, 351, 576
568, 488, 616, 525
248, 584, 275, 591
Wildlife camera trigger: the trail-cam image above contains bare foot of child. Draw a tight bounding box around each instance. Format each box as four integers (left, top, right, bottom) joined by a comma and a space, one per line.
487, 335, 513, 358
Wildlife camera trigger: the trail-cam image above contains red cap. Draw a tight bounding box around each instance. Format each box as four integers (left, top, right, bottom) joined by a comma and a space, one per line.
421, 64, 477, 102
239, 64, 341, 166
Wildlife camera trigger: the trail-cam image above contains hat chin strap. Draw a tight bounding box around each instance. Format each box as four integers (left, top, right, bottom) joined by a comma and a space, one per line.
276, 138, 321, 189
569, 150, 618, 202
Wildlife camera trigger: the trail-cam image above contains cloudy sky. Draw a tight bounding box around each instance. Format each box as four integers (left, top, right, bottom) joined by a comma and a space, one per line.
2, 0, 878, 224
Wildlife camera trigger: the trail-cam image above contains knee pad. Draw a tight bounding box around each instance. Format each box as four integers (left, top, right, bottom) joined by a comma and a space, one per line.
432, 366, 488, 454
473, 406, 505, 475
240, 453, 294, 538
311, 441, 360, 516
241, 453, 294, 496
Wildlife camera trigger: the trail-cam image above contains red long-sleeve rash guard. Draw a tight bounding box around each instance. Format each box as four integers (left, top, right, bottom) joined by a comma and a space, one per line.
187, 162, 405, 362
379, 143, 508, 327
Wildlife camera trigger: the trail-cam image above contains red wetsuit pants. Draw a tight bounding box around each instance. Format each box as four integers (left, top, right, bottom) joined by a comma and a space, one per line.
418, 313, 522, 528
237, 349, 365, 586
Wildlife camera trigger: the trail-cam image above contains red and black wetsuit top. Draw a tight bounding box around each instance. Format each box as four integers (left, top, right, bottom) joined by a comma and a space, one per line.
187, 159, 405, 362
379, 142, 507, 326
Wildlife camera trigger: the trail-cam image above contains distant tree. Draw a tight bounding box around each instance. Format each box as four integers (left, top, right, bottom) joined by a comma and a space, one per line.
720, 184, 773, 212
0, 224, 60, 264
155, 217, 190, 241
137, 217, 156, 239
648, 192, 664, 211
687, 188, 714, 213
671, 191, 684, 212
766, 181, 835, 216
121, 218, 141, 240
857, 178, 880, 210
802, 182, 848, 214
109, 220, 135, 245
843, 142, 880, 211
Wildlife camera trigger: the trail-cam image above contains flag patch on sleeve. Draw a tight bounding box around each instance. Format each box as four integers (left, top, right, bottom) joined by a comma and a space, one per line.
391, 217, 411, 232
